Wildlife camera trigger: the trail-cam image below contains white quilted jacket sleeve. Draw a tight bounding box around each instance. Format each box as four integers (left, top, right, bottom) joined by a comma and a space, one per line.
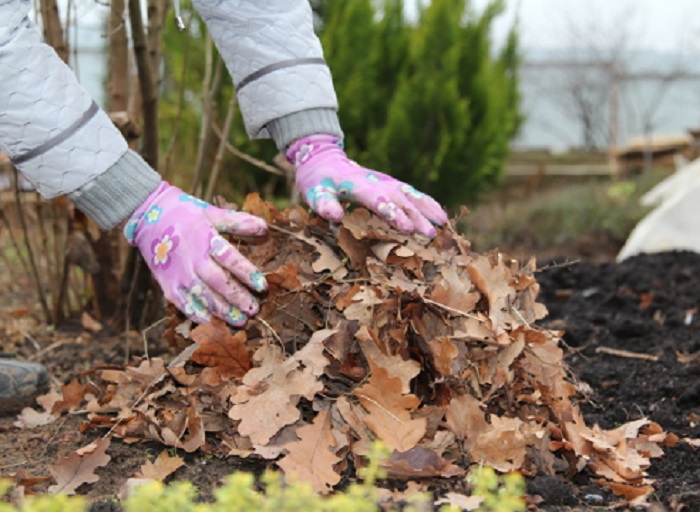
193, 0, 339, 139
0, 0, 128, 198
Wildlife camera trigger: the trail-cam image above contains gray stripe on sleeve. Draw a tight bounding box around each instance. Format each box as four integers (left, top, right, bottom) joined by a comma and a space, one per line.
12, 100, 100, 165
236, 57, 328, 91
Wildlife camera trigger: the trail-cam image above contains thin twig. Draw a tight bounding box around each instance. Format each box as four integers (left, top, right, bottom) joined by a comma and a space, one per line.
162, 10, 193, 180
124, 257, 142, 364
210, 121, 285, 176
257, 316, 285, 351
595, 346, 659, 362
13, 182, 51, 322
205, 89, 239, 202
28, 339, 74, 361
141, 317, 168, 362
535, 258, 581, 273
421, 297, 482, 321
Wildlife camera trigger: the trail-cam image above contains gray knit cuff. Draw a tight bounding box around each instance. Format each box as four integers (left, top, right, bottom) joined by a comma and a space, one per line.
67, 149, 162, 230
267, 108, 344, 152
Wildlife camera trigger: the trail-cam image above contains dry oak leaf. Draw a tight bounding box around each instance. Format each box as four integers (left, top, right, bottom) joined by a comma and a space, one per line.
428, 336, 460, 378
137, 450, 185, 480
334, 397, 373, 457
53, 379, 89, 414
14, 388, 62, 428
277, 409, 342, 494
429, 265, 480, 314
383, 446, 465, 479
48, 438, 111, 495
435, 492, 484, 511
160, 404, 206, 453
595, 479, 654, 508
355, 325, 420, 394
469, 416, 541, 473
582, 419, 655, 483
229, 329, 333, 446
191, 318, 251, 379
343, 285, 386, 325
444, 394, 489, 448
296, 231, 348, 279
13, 407, 57, 429
467, 252, 518, 335
354, 358, 427, 453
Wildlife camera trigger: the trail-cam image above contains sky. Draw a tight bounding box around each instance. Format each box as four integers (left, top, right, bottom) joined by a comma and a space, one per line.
54, 0, 700, 54
408, 0, 700, 53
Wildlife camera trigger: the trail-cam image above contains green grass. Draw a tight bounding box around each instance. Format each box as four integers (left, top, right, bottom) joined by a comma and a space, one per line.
459, 170, 668, 258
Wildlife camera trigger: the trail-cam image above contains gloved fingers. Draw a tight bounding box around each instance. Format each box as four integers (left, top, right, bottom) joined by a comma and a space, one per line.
397, 197, 438, 237
195, 257, 260, 317
302, 182, 345, 222
350, 186, 416, 234
353, 170, 448, 230
175, 279, 248, 327
209, 235, 268, 293
399, 184, 449, 227
205, 207, 268, 237
380, 189, 438, 237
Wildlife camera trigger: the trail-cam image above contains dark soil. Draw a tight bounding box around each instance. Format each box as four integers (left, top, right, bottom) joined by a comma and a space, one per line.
533, 250, 700, 510
1, 249, 699, 511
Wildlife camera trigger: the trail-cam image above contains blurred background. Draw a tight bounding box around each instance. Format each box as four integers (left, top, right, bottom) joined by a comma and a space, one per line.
2, 0, 700, 328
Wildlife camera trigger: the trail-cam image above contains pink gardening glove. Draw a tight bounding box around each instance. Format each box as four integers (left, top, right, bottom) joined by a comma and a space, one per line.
123, 182, 268, 326
287, 134, 448, 237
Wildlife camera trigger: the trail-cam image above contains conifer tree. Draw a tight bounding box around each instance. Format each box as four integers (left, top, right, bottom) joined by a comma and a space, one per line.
319, 0, 381, 153
375, 0, 521, 207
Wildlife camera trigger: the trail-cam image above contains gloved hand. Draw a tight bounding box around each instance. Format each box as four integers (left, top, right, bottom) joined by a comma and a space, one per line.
287, 134, 448, 237
123, 182, 268, 326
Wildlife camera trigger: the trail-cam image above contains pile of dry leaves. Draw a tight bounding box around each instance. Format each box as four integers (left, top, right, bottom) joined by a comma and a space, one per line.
15, 195, 679, 506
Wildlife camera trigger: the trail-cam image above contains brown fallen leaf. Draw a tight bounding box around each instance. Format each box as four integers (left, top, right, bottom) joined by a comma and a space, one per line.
137, 450, 185, 480
191, 318, 251, 379
354, 358, 427, 453
229, 329, 332, 446
277, 410, 342, 494
355, 325, 420, 394
595, 479, 654, 508
428, 336, 460, 377
444, 394, 489, 448
13, 407, 57, 429
48, 438, 111, 495
81, 311, 103, 333
435, 492, 484, 511
383, 446, 465, 478
53, 379, 88, 414
467, 252, 517, 334
682, 437, 700, 448
469, 416, 541, 473
429, 265, 480, 314
13, 388, 63, 429
343, 285, 386, 325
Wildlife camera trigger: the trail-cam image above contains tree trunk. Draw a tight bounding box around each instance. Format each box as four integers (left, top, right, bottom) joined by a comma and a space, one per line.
39, 0, 68, 63
122, 0, 164, 329
108, 0, 130, 112
129, 0, 159, 169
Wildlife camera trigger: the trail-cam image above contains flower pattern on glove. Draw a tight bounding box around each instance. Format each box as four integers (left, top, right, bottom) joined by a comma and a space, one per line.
180, 281, 211, 322
145, 205, 163, 224
152, 226, 179, 268
124, 181, 268, 327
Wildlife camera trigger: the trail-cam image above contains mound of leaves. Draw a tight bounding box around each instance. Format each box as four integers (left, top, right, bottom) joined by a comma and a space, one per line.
20, 195, 675, 506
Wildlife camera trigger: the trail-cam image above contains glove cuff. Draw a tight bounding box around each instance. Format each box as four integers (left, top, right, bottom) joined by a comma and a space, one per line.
67, 149, 162, 230
267, 108, 343, 152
